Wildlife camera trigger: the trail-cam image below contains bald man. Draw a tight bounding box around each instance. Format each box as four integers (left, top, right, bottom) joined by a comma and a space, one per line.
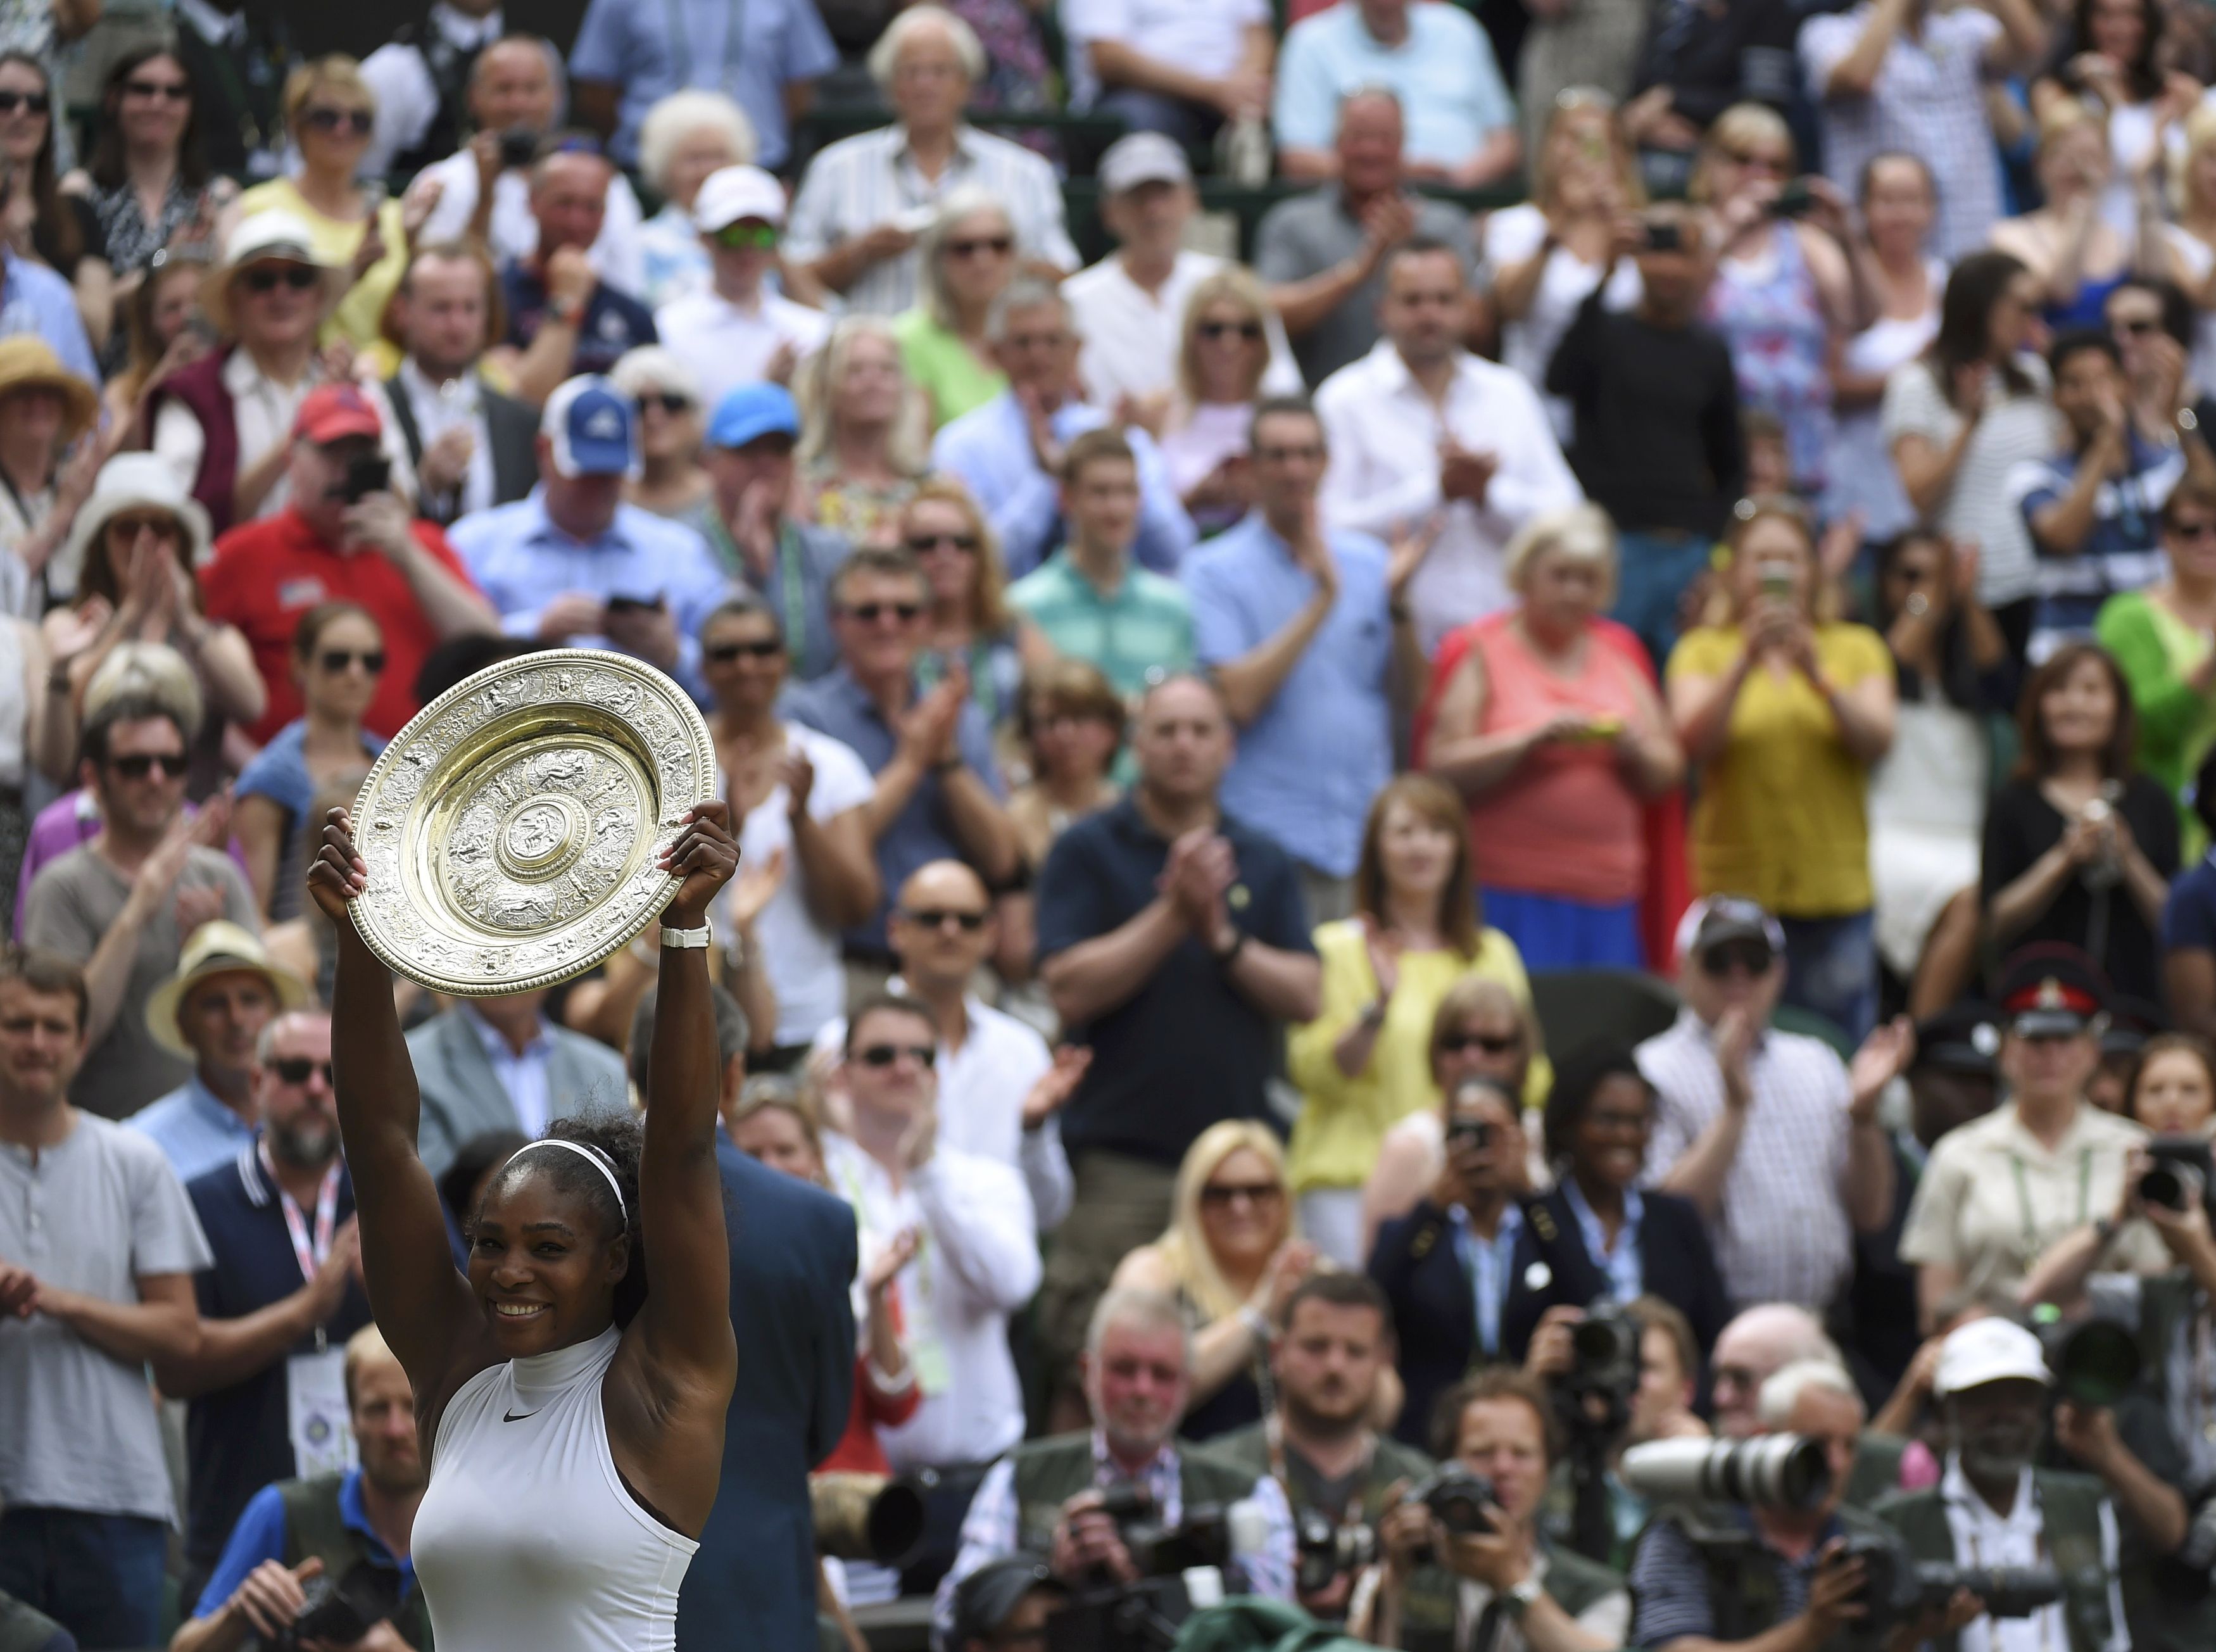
814, 861, 1075, 1229
1709, 1303, 1908, 1508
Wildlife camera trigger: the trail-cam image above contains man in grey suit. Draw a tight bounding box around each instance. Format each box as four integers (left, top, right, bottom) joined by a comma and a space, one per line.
407, 987, 629, 1176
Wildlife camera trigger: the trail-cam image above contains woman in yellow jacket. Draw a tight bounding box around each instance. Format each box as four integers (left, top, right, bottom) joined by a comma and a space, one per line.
1288, 774, 1549, 1266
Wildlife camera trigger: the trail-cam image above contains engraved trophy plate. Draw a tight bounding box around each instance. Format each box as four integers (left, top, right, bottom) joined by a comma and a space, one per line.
348, 650, 717, 995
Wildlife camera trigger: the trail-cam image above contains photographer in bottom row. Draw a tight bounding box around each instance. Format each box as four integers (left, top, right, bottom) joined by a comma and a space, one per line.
934, 1287, 1296, 1644
1352, 1370, 1630, 1652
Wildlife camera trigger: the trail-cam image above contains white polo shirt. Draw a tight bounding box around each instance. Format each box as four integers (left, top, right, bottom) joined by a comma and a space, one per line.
654, 287, 832, 416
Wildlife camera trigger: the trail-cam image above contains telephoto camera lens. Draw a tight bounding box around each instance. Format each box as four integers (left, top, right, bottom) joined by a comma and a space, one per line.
1620, 1435, 1832, 1510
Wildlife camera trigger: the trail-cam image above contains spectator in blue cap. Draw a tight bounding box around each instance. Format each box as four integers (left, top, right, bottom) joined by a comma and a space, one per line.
446, 374, 734, 703
684, 382, 853, 683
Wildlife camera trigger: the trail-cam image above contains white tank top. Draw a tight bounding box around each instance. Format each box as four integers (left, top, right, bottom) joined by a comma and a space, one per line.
410, 1327, 698, 1651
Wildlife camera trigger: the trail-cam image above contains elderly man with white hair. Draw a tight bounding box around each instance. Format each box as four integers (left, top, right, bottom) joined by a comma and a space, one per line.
785, 6, 1078, 317
634, 91, 758, 308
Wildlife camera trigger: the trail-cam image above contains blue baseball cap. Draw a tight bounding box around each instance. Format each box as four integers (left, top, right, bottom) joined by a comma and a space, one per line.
706, 382, 800, 451
542, 375, 639, 479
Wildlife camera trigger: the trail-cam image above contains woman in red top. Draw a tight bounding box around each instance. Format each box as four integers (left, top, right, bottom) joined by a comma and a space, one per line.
726, 1078, 921, 1472
1423, 504, 1684, 970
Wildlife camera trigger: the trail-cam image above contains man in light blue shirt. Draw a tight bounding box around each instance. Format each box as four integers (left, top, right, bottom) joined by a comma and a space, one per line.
130, 921, 312, 1185
929, 277, 1193, 580
0, 220, 96, 386
1185, 396, 1421, 922
567, 0, 838, 170
1273, 0, 1519, 187
447, 374, 734, 703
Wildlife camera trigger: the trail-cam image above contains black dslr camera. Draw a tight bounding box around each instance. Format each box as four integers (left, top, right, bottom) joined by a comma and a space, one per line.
274, 1561, 403, 1650
1841, 1530, 2063, 1649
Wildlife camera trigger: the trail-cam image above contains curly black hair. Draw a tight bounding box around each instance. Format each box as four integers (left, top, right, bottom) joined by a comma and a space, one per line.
499, 1111, 649, 1328
1540, 1040, 1653, 1166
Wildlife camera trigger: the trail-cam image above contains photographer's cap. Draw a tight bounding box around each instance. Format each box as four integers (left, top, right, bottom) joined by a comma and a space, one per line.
1998, 942, 2107, 1038
543, 375, 639, 479
293, 382, 382, 446
1672, 895, 1785, 969
950, 1554, 1067, 1646
1934, 1318, 2051, 1398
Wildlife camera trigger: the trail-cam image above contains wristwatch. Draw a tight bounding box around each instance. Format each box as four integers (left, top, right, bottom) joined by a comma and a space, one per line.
1500, 1577, 1544, 1619
660, 922, 712, 950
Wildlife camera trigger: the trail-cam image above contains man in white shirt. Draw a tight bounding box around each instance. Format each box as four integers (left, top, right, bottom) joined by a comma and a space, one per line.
815, 860, 1078, 1230
785, 6, 1077, 318
406, 35, 646, 298
358, 0, 505, 180
654, 166, 830, 417
1062, 133, 1300, 423
821, 992, 1040, 1471
1314, 237, 1581, 652
1061, 0, 1275, 147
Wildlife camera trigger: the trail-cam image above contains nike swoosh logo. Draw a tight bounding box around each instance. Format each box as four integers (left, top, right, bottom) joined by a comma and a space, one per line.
502, 1409, 538, 1422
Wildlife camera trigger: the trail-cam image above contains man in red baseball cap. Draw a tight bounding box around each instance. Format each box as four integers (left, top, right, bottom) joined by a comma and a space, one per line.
199, 384, 499, 746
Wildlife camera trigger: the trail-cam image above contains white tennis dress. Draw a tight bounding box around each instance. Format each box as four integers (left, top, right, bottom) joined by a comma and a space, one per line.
411, 1327, 698, 1651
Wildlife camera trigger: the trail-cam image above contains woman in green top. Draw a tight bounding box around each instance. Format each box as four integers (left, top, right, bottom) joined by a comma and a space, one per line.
2096, 476, 2216, 853
892, 187, 1014, 430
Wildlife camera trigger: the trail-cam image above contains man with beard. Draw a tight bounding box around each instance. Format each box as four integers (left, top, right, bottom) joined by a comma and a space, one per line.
935, 1287, 1297, 1643
1873, 1320, 2134, 1652
151, 1010, 375, 1614
1211, 1273, 1431, 1620
175, 1325, 431, 1652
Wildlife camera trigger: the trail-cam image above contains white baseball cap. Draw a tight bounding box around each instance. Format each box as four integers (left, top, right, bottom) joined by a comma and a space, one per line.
693, 164, 788, 232
1933, 1318, 2052, 1398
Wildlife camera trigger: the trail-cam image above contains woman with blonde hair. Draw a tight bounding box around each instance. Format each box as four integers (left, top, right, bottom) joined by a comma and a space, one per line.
236, 56, 408, 347
1991, 99, 2166, 327
893, 188, 1017, 429
1287, 774, 1551, 1266
796, 315, 927, 546
1422, 504, 1681, 971
1485, 89, 1644, 439
635, 90, 758, 308
1159, 267, 1274, 536
1110, 1120, 1316, 1440
1667, 496, 1896, 1038
1690, 104, 1854, 493
901, 475, 1024, 729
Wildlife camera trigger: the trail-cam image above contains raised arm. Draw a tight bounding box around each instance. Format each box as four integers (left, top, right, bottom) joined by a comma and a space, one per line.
307, 807, 481, 1399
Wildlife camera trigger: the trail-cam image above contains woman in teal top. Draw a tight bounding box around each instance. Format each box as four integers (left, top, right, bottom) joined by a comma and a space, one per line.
2096, 477, 2216, 854
893, 187, 1014, 430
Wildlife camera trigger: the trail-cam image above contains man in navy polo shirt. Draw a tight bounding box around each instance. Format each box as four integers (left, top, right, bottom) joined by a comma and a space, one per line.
491, 146, 657, 403
152, 1009, 372, 1611
1032, 672, 1319, 1411
180, 1326, 429, 1652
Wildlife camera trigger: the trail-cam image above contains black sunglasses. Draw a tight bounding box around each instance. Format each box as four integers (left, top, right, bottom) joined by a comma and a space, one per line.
856, 1042, 936, 1068
268, 1057, 336, 1087
1197, 320, 1263, 342
641, 391, 692, 414
1200, 1180, 1282, 1207
319, 648, 385, 674
123, 78, 189, 101
109, 752, 188, 779
0, 90, 51, 117
705, 638, 783, 662
905, 532, 978, 555
946, 235, 1014, 258
243, 265, 320, 295
843, 601, 922, 624
1439, 1031, 1520, 1055
1699, 942, 1775, 978
900, 907, 987, 931
303, 106, 372, 136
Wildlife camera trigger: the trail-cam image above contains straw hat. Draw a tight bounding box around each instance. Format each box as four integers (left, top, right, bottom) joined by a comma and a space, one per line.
60, 451, 213, 581
146, 919, 315, 1058
0, 335, 97, 444
202, 210, 342, 336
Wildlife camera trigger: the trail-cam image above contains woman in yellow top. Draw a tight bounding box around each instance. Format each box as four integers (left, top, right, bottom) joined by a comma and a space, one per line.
1666, 496, 1896, 1042
237, 58, 407, 353
1286, 773, 1549, 1267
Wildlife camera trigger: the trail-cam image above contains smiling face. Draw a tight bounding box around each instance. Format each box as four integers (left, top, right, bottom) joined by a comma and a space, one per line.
832, 329, 905, 429
1197, 1145, 1288, 1271
889, 20, 972, 132
1951, 1378, 2049, 1487
890, 861, 995, 995
1570, 1072, 1653, 1194
941, 208, 1016, 311
113, 51, 190, 154
0, 57, 50, 167
1189, 296, 1267, 405
471, 39, 555, 137
830, 565, 927, 681
469, 1157, 628, 1356
1375, 795, 1458, 909
1432, 1000, 1529, 1095
2039, 652, 2120, 758
293, 78, 372, 182
701, 605, 786, 718
233, 255, 324, 353
902, 493, 981, 610
89, 714, 189, 841
1028, 693, 1119, 785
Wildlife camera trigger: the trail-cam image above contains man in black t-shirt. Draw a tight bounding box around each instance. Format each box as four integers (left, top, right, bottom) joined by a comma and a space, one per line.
1033, 672, 1318, 1409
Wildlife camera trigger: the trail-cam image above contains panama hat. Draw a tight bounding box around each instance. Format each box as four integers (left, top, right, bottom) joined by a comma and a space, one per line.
146, 919, 315, 1058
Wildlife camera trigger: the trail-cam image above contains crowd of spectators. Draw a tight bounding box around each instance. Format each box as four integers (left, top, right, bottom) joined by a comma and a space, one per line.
26, 0, 2216, 1648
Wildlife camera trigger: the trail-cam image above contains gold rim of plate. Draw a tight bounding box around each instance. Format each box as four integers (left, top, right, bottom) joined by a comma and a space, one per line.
348, 648, 717, 996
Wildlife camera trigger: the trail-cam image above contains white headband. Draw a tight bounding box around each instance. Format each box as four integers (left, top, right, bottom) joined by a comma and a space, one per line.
513, 1138, 627, 1221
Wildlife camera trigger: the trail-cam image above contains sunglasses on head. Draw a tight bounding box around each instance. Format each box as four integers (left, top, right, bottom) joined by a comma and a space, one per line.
946, 235, 1013, 258
1439, 1030, 1519, 1055
242, 264, 320, 295
856, 1042, 936, 1068
904, 531, 978, 555
1700, 940, 1775, 977
109, 752, 187, 779
844, 601, 921, 624
712, 222, 779, 250
303, 106, 372, 136
1200, 1180, 1282, 1207
1197, 320, 1264, 342
705, 638, 783, 662
641, 391, 692, 415
0, 90, 50, 116
900, 907, 987, 931
268, 1057, 336, 1087
123, 77, 189, 101
319, 648, 385, 674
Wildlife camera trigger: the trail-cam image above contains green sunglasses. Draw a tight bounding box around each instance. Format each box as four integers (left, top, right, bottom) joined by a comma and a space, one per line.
712, 221, 779, 251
